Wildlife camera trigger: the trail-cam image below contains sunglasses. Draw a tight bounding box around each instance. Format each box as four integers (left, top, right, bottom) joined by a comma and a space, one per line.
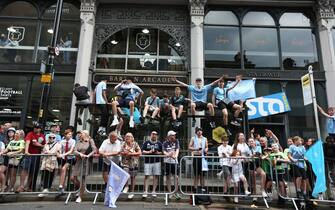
49, 137, 56, 139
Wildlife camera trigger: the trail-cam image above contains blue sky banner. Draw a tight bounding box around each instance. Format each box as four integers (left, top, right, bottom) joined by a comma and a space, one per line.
246, 92, 291, 120
305, 140, 327, 198
227, 79, 256, 101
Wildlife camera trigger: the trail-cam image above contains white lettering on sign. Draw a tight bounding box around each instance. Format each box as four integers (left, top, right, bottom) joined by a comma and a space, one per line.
246, 97, 285, 117
0, 87, 23, 100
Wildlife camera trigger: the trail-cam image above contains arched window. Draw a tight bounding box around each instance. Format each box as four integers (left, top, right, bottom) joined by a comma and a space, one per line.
242, 12, 279, 69
37, 3, 80, 65
96, 28, 186, 72
204, 11, 240, 68
279, 13, 318, 70
0, 1, 38, 63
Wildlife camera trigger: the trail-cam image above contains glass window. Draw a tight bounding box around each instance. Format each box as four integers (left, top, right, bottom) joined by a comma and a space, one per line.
333, 29, 335, 55
42, 3, 80, 20
280, 13, 311, 27
204, 11, 239, 25
242, 12, 275, 26
281, 28, 318, 70
204, 26, 241, 68
242, 28, 279, 69
0, 1, 37, 17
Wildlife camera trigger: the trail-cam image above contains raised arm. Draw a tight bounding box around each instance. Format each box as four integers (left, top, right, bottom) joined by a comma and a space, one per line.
114, 80, 125, 91
227, 75, 241, 91
172, 77, 189, 88
209, 75, 225, 87
317, 104, 332, 118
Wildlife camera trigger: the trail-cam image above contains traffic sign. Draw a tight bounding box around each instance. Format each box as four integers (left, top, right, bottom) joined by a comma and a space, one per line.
41, 73, 52, 83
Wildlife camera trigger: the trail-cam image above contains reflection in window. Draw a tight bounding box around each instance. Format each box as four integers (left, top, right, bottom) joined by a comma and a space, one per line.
42, 3, 80, 20
204, 11, 239, 25
242, 28, 279, 69
242, 12, 275, 26
0, 1, 37, 17
281, 29, 318, 70
280, 13, 311, 27
204, 26, 240, 68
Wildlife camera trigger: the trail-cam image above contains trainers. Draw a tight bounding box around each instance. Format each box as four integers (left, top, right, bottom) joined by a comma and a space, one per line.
174, 193, 181, 200
128, 193, 134, 199
152, 192, 157, 197
129, 119, 135, 128
217, 170, 223, 178
142, 192, 148, 198
110, 118, 119, 127
230, 120, 241, 127
75, 196, 82, 203
210, 121, 216, 128
58, 187, 64, 196
236, 117, 243, 122
261, 190, 268, 197
245, 190, 251, 195
122, 186, 129, 193
38, 189, 49, 198
234, 197, 239, 203
192, 119, 196, 127
225, 128, 232, 136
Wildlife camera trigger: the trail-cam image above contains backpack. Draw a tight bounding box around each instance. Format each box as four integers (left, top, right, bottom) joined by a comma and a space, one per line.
194, 187, 212, 205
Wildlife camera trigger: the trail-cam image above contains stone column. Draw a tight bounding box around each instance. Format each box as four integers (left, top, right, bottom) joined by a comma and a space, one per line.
316, 0, 335, 107
69, 0, 96, 126
189, 0, 207, 131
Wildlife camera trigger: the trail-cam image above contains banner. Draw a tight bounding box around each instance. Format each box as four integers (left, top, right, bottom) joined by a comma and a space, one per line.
104, 161, 130, 208
305, 140, 327, 198
226, 79, 256, 101
301, 73, 312, 106
246, 92, 291, 120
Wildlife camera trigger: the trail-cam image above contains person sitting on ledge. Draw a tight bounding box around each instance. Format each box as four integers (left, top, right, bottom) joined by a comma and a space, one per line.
142, 88, 161, 123
170, 87, 185, 127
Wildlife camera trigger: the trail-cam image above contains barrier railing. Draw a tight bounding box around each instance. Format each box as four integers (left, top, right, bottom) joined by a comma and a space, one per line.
0, 153, 79, 204
85, 154, 178, 206
179, 155, 271, 208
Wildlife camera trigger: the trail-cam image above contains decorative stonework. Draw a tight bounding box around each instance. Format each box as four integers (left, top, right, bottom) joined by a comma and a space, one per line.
189, 0, 207, 16
80, 0, 96, 14
316, 0, 335, 19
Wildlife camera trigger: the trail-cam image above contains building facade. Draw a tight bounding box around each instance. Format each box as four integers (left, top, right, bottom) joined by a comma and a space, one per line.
0, 0, 334, 145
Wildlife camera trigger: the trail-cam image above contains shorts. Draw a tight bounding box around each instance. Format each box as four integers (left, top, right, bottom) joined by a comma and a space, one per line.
194, 101, 208, 111
274, 172, 285, 182
292, 165, 307, 179
123, 167, 138, 177
220, 165, 232, 179
144, 162, 161, 176
232, 171, 244, 183
58, 158, 76, 167
148, 105, 159, 112
193, 157, 205, 176
21, 156, 41, 175
118, 98, 133, 108
164, 163, 178, 176
217, 100, 234, 110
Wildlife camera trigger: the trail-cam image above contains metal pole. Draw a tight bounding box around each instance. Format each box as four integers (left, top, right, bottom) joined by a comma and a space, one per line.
37, 0, 64, 128
308, 65, 321, 140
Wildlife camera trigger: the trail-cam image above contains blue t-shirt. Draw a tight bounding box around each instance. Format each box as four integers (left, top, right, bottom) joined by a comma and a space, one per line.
95, 81, 107, 104
289, 145, 306, 168
170, 95, 185, 107
213, 87, 228, 103
188, 85, 212, 103
327, 116, 335, 134
145, 96, 160, 107
250, 145, 262, 155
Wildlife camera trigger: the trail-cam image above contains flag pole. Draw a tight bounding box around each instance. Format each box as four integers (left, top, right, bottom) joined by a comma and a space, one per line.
308, 65, 321, 140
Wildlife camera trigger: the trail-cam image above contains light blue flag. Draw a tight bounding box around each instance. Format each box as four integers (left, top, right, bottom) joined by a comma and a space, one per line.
104, 161, 130, 208
121, 107, 141, 124
227, 79, 256, 101
305, 140, 327, 198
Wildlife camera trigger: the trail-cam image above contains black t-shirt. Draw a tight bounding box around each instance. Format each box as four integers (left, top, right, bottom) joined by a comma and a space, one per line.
73, 86, 89, 101
141, 140, 163, 163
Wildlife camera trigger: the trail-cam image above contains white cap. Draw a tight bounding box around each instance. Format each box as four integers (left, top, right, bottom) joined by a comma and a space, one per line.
167, 130, 176, 136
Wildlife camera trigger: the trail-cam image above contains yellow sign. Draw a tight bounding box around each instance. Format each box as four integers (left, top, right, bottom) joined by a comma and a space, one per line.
212, 126, 228, 144
41, 73, 52, 83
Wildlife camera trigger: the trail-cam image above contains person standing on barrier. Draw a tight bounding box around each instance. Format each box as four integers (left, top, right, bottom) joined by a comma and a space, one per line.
16, 122, 45, 193
38, 133, 61, 197
230, 150, 251, 203
188, 127, 208, 191
163, 130, 181, 200
58, 131, 76, 195
93, 78, 109, 136
0, 129, 25, 192
288, 136, 307, 200
217, 135, 232, 200
142, 130, 163, 198
99, 131, 122, 192
120, 132, 141, 199
72, 130, 97, 203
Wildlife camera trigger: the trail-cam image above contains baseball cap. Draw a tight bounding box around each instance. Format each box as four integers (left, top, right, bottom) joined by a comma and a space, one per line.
151, 131, 158, 135
7, 127, 16, 133
33, 122, 42, 128
167, 130, 176, 136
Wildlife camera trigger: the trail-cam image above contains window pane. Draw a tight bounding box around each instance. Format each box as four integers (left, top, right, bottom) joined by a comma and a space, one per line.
204, 11, 239, 25
204, 26, 240, 68
242, 12, 275, 26
0, 1, 37, 17
333, 29, 335, 56
0, 19, 36, 63
281, 29, 318, 70
280, 13, 311, 27
96, 57, 125, 69
43, 3, 80, 20
242, 28, 279, 69
99, 29, 127, 55
128, 28, 157, 55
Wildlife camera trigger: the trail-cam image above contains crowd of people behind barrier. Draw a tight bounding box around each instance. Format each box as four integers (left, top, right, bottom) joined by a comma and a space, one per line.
0, 121, 335, 207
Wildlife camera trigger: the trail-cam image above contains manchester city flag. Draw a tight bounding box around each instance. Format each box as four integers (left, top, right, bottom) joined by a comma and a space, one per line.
104, 161, 130, 208
305, 140, 327, 198
227, 79, 256, 101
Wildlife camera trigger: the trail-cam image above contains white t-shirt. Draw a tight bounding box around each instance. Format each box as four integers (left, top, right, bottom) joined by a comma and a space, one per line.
99, 139, 122, 165
95, 81, 107, 104
59, 138, 76, 160
233, 143, 251, 157
217, 144, 232, 166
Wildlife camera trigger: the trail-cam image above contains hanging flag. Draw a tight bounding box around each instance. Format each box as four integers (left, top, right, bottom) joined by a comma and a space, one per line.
305, 140, 327, 198
104, 161, 130, 208
226, 79, 256, 101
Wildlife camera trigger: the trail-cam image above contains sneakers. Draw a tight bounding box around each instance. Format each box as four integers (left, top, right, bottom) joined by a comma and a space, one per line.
152, 192, 157, 198
129, 119, 135, 128
261, 190, 268, 197
142, 192, 148, 198
75, 196, 82, 203
122, 186, 129, 194
110, 117, 119, 127
210, 121, 216, 128
234, 197, 239, 203
58, 187, 64, 196
128, 193, 134, 199
245, 190, 251, 195
192, 119, 196, 127
38, 189, 49, 198
225, 128, 232, 136
217, 170, 223, 178
230, 120, 241, 127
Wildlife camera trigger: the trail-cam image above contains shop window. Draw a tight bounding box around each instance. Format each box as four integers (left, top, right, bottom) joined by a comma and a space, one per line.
242, 11, 275, 26
279, 13, 311, 27
204, 11, 239, 25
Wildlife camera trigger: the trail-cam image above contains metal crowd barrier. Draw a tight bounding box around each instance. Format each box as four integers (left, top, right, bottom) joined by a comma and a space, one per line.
85, 154, 178, 206
0, 153, 79, 204
179, 155, 271, 208
272, 158, 335, 210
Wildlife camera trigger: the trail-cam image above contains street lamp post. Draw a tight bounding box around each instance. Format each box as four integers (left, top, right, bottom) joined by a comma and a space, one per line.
37, 0, 64, 128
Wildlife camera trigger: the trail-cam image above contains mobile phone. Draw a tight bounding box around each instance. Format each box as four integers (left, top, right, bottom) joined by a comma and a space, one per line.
198, 147, 202, 151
